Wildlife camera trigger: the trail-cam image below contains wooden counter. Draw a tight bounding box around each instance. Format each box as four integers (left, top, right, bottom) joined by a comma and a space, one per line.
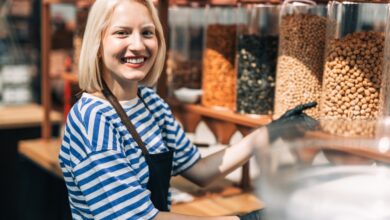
0, 104, 62, 129
19, 138, 63, 178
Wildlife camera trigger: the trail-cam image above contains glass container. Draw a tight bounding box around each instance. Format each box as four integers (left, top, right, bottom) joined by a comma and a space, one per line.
201, 1, 241, 110
321, 0, 390, 137
167, 2, 205, 97
168, 5, 191, 95
255, 119, 390, 220
236, 0, 280, 115
274, 0, 327, 119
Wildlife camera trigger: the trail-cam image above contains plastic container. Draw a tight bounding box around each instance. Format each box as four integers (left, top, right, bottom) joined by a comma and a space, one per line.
201, 1, 240, 110
255, 119, 390, 220
321, 0, 390, 137
236, 0, 280, 115
274, 0, 327, 119
167, 2, 205, 97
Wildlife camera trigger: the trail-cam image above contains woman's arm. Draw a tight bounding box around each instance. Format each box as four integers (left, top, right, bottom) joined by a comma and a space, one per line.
181, 127, 269, 187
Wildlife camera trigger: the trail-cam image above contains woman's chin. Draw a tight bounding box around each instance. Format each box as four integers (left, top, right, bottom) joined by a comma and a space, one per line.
122, 72, 147, 82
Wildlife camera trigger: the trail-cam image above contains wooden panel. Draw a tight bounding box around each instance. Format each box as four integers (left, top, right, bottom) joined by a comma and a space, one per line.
167, 99, 272, 128
0, 104, 62, 129
171, 193, 263, 216
18, 138, 62, 178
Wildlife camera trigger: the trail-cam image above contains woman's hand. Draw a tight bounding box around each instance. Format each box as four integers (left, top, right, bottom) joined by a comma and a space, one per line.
267, 102, 319, 142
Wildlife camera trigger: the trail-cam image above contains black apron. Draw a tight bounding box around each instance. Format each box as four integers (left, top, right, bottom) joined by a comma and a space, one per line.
102, 81, 173, 211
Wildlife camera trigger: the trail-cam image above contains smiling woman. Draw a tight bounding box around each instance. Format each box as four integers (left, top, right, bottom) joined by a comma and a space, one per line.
58, 0, 317, 219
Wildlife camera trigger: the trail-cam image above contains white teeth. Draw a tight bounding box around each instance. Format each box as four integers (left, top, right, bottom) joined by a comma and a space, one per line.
125, 58, 145, 64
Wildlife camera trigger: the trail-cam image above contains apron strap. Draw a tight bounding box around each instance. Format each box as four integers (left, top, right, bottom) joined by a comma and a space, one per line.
101, 80, 150, 156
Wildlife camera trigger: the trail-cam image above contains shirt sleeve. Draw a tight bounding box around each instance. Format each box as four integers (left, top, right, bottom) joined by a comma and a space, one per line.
162, 104, 201, 176
73, 150, 159, 220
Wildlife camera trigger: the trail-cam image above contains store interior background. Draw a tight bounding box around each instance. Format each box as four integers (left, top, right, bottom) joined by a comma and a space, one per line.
1, 0, 390, 219
0, 1, 261, 219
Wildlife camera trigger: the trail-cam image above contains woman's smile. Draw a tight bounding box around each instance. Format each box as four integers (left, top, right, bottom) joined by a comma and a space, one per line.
121, 56, 148, 68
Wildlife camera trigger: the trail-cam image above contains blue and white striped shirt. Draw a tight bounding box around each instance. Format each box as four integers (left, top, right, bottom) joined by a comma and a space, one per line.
59, 86, 201, 220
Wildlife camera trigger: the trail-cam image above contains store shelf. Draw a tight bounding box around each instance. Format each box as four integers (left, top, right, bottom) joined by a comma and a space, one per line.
19, 138, 62, 178
167, 98, 272, 190
303, 131, 390, 163
167, 98, 272, 142
0, 104, 62, 129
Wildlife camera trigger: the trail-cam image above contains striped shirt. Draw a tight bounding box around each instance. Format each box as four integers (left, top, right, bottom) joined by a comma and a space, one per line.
59, 86, 201, 220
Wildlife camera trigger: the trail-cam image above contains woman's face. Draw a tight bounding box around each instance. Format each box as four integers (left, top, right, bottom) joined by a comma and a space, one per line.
101, 0, 158, 84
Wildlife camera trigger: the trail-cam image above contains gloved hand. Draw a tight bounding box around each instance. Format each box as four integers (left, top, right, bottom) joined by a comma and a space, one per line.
237, 209, 263, 220
267, 102, 319, 142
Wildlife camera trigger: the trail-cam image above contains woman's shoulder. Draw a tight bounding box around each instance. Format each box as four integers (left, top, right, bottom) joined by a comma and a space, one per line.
67, 92, 115, 125
138, 86, 169, 109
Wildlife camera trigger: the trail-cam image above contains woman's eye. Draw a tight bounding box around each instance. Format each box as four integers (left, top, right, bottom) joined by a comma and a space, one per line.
143, 30, 155, 38
115, 31, 128, 36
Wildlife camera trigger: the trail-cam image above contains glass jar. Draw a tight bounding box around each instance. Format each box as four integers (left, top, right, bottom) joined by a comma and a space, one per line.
202, 1, 240, 110
236, 0, 280, 115
255, 119, 390, 220
321, 0, 390, 137
274, 0, 327, 119
167, 5, 191, 96
167, 1, 205, 98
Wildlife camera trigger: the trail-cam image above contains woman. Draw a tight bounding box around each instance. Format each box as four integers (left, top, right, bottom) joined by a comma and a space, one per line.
59, 0, 316, 219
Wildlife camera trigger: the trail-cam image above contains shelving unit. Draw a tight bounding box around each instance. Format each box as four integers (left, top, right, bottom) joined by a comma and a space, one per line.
17, 0, 75, 177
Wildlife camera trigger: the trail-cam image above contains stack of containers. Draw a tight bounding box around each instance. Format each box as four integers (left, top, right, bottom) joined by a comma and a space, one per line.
1, 65, 33, 105
274, 0, 327, 119
201, 0, 241, 110
321, 0, 390, 137
236, 0, 280, 115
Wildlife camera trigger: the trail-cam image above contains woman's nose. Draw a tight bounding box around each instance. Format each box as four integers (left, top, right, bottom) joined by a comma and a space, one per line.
128, 33, 145, 51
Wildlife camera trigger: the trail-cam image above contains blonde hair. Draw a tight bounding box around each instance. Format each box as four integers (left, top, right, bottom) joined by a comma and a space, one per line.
78, 0, 166, 92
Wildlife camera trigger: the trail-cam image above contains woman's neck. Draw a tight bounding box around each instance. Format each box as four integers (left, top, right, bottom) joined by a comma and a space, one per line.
102, 77, 138, 101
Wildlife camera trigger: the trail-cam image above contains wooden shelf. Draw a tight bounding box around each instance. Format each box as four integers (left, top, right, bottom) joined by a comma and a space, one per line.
18, 138, 62, 178
302, 131, 390, 164
167, 98, 272, 139
167, 98, 272, 190
0, 104, 62, 129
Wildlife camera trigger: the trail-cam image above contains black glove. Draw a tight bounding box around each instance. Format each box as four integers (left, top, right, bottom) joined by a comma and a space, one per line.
238, 209, 263, 220
267, 102, 319, 142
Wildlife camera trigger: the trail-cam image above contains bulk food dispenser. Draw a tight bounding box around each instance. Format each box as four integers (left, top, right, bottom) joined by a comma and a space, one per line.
274, 0, 327, 119
236, 0, 280, 115
321, 0, 390, 137
201, 0, 241, 110
167, 1, 205, 98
